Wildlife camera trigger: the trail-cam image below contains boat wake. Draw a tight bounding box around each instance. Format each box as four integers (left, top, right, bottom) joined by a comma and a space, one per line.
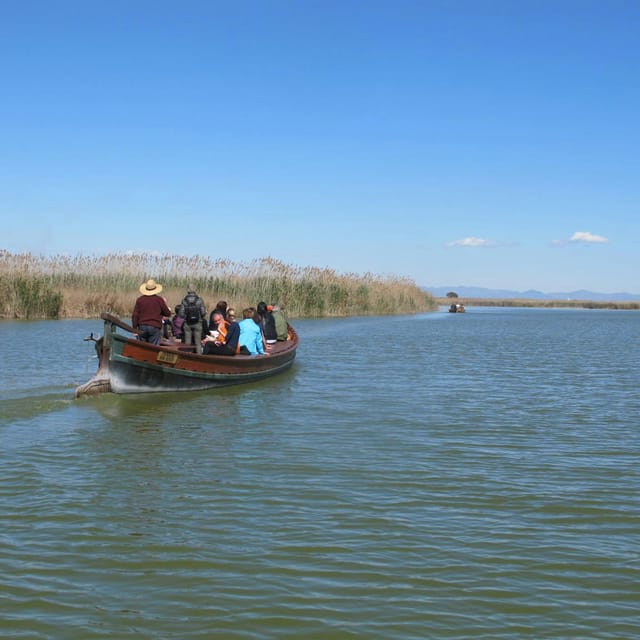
0, 390, 75, 427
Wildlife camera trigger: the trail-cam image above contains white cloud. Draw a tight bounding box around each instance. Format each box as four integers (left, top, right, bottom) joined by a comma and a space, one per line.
569, 231, 608, 244
447, 237, 497, 248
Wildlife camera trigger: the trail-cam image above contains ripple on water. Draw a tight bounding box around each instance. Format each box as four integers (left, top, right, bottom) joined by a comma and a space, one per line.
1, 312, 639, 638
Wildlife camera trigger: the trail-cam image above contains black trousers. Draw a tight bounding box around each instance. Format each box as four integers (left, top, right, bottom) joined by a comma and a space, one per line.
203, 343, 236, 356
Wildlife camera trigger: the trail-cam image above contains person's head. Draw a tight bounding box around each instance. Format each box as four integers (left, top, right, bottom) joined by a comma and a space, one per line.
215, 300, 228, 314
257, 301, 267, 315
139, 279, 163, 296
226, 308, 236, 321
174, 305, 181, 314
242, 308, 254, 319
212, 311, 224, 324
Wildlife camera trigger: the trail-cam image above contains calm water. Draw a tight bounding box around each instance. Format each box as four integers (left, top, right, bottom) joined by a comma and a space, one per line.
1, 308, 639, 639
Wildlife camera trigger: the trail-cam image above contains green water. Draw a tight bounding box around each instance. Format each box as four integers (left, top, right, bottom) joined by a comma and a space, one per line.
1, 309, 639, 638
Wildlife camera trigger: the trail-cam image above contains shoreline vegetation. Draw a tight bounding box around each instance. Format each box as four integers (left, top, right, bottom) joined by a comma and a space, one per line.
0, 251, 437, 320
436, 297, 640, 310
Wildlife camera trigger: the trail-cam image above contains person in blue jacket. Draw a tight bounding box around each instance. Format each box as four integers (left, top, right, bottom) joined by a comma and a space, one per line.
238, 308, 265, 355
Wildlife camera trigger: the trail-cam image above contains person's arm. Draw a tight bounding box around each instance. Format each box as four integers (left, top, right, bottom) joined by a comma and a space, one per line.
160, 298, 172, 317
255, 327, 265, 355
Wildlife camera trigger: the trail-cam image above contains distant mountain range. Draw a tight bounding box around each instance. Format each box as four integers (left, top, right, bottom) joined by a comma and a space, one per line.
425, 286, 640, 302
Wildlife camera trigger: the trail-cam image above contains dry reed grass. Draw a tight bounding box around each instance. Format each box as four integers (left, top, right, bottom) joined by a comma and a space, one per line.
434, 297, 640, 310
0, 250, 436, 319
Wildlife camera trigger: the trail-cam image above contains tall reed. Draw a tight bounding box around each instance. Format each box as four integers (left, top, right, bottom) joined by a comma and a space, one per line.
0, 273, 63, 319
0, 251, 436, 319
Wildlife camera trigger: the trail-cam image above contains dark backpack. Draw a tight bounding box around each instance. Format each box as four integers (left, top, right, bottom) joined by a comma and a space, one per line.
183, 295, 201, 324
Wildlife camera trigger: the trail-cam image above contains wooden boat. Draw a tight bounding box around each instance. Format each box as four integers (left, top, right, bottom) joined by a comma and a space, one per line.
448, 303, 466, 313
76, 313, 299, 397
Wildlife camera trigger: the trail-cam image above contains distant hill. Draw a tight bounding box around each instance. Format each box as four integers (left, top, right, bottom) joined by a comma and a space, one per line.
425, 286, 640, 302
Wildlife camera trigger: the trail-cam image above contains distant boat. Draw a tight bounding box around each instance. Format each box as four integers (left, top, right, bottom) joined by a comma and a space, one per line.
448, 303, 466, 313
76, 313, 298, 397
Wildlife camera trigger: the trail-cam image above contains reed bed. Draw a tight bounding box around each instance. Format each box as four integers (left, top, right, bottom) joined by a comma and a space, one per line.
0, 251, 436, 319
435, 297, 640, 310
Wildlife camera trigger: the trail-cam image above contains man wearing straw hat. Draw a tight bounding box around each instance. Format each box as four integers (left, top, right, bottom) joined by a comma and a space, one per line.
132, 279, 172, 345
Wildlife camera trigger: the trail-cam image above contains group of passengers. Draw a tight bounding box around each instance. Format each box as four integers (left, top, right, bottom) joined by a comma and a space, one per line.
132, 279, 288, 356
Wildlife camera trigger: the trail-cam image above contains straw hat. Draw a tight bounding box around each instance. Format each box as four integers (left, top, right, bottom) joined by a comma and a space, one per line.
139, 279, 163, 296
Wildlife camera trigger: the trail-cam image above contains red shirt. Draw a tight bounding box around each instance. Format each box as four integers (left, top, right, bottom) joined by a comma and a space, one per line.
132, 295, 171, 329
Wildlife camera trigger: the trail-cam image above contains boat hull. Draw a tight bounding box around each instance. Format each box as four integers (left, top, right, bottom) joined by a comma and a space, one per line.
109, 339, 295, 393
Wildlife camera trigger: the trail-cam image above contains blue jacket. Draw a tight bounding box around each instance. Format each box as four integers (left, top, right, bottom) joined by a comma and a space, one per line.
238, 318, 264, 355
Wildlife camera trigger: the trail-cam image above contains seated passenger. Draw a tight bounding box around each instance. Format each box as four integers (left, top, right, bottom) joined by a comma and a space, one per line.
270, 304, 289, 341
208, 300, 229, 331
203, 315, 240, 356
203, 310, 229, 344
171, 305, 185, 341
238, 307, 265, 356
257, 301, 277, 343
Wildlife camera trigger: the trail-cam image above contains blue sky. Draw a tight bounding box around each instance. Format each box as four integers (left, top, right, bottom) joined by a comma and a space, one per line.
2, 1, 638, 292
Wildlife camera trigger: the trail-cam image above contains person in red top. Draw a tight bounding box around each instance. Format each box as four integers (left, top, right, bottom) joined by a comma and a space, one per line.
132, 279, 172, 345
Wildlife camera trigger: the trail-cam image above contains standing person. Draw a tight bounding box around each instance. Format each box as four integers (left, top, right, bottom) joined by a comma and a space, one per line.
181, 284, 207, 353
238, 308, 265, 355
132, 279, 172, 345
